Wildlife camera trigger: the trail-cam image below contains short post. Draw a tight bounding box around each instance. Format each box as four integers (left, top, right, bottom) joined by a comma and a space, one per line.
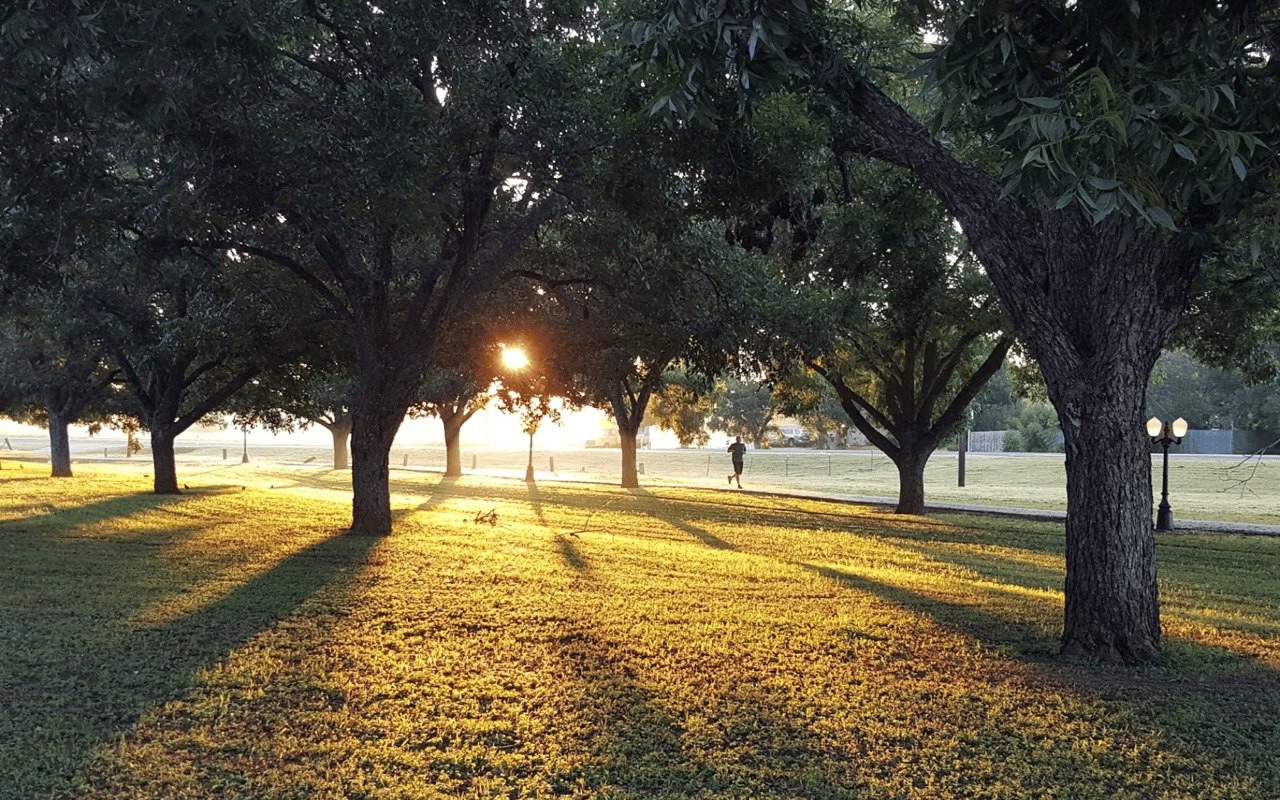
639, 462, 645, 475
471, 454, 477, 470
549, 456, 555, 472
403, 453, 408, 466
104, 448, 109, 458
223, 448, 227, 460
958, 431, 967, 487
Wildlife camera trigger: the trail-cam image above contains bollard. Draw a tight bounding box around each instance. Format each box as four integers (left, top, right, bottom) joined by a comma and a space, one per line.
223, 448, 227, 460
471, 454, 477, 470
549, 456, 555, 472
105, 448, 108, 458
639, 463, 645, 475
403, 453, 408, 466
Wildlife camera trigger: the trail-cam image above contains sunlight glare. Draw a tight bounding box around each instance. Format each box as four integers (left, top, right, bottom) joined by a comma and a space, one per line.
501, 346, 529, 370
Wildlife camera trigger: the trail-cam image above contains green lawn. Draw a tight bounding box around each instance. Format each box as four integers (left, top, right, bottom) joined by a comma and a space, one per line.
2, 464, 1278, 799
5, 444, 1277, 525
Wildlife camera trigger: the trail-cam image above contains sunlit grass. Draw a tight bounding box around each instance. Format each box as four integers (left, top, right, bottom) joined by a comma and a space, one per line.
1, 465, 1278, 799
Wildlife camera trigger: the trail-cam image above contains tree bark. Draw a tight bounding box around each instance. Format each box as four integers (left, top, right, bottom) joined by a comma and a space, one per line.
440, 407, 467, 478
618, 426, 640, 488
890, 446, 928, 516
46, 408, 73, 478
328, 422, 351, 470
349, 407, 399, 536
607, 378, 655, 490
1057, 380, 1160, 663
150, 428, 181, 495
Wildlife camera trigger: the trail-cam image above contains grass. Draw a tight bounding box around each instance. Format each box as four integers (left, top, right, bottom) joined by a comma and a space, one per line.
1, 464, 1279, 799
6, 443, 1278, 525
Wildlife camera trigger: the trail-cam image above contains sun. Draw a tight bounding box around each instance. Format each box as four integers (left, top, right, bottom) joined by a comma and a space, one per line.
500, 345, 529, 370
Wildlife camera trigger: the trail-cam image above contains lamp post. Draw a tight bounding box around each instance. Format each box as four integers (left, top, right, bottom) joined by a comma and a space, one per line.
525, 428, 536, 483
1146, 416, 1187, 531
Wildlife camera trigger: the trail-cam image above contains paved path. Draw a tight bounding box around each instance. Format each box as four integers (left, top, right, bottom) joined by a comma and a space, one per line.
733, 486, 1280, 537
5, 436, 1276, 536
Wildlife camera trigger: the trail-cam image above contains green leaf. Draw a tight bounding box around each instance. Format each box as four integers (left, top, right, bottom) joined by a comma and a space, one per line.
1147, 206, 1177, 231
1173, 142, 1196, 163
1020, 96, 1062, 110
1230, 155, 1246, 181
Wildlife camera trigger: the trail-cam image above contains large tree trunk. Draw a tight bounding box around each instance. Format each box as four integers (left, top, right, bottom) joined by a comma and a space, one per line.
1056, 375, 1160, 663
46, 409, 73, 478
150, 427, 180, 495
324, 420, 352, 470
349, 407, 400, 536
608, 379, 656, 490
618, 426, 640, 489
890, 446, 929, 515
441, 409, 466, 478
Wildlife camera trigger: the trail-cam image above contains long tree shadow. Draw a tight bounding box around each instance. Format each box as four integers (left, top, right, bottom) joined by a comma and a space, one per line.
2, 489, 188, 539
798, 562, 1055, 649
629, 488, 737, 550
524, 624, 862, 797
3, 531, 382, 800
416, 475, 461, 511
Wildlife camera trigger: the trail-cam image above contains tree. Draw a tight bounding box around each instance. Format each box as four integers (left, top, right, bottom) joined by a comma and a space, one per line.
228, 343, 358, 471
774, 375, 858, 449
0, 287, 122, 477
89, 2, 610, 533
710, 378, 778, 448
517, 212, 755, 487
412, 351, 496, 479
625, 0, 1280, 664
80, 246, 285, 494
737, 140, 1012, 513
651, 370, 722, 447
1003, 404, 1063, 452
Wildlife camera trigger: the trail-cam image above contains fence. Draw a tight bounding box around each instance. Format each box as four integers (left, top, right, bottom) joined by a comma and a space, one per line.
971, 428, 1280, 455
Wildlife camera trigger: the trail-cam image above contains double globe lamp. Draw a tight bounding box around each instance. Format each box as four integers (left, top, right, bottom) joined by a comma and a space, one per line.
1146, 416, 1188, 531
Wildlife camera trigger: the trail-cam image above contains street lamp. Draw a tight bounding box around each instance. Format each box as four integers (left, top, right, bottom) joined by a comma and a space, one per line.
1147, 416, 1187, 531
525, 427, 536, 483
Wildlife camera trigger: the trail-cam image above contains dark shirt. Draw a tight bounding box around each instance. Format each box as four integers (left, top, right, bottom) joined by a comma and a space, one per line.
728, 442, 747, 462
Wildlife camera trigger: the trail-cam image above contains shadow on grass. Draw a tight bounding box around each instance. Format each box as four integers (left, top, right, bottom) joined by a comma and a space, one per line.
797, 561, 1054, 649
547, 627, 856, 797
523, 480, 551, 526
1, 531, 381, 800
629, 488, 737, 551
400, 475, 463, 516
2, 489, 188, 541
556, 534, 591, 572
